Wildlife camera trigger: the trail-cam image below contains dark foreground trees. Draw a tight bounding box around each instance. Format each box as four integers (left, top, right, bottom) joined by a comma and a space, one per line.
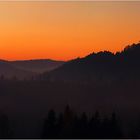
0, 113, 12, 138
41, 106, 123, 139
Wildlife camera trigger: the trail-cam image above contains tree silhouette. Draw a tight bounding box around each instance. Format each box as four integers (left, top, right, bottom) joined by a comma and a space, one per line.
78, 112, 88, 138
42, 109, 57, 138
41, 106, 124, 139
63, 105, 74, 124
109, 112, 122, 138
88, 115, 95, 138
92, 111, 101, 138
101, 117, 110, 138
61, 105, 75, 138
0, 114, 12, 138
56, 113, 64, 138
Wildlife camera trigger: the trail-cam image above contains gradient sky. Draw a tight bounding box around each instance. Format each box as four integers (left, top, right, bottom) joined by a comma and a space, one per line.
0, 1, 140, 61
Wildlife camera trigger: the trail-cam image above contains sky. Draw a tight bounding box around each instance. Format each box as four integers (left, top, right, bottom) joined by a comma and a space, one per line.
0, 1, 140, 61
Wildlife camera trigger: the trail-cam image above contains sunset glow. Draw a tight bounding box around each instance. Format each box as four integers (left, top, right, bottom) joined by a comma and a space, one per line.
0, 1, 140, 61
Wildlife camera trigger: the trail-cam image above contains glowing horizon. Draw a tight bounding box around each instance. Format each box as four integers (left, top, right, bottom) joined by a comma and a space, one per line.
0, 1, 140, 61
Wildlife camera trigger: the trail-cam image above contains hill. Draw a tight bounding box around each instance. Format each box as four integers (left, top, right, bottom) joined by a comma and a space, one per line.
0, 60, 34, 80
11, 59, 64, 74
42, 43, 140, 85
0, 59, 65, 80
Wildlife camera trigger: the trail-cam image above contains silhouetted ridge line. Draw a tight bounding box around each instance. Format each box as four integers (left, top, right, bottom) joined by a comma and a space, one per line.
41, 42, 140, 85
0, 59, 65, 80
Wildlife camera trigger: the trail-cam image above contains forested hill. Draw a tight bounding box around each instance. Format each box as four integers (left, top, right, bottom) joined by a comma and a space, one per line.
42, 43, 140, 85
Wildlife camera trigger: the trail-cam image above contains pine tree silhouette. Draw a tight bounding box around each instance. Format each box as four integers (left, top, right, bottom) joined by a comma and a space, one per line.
0, 114, 12, 138
79, 112, 88, 138
93, 111, 101, 138
109, 112, 122, 138
56, 113, 64, 138
62, 105, 75, 138
41, 107, 124, 138
101, 117, 110, 138
42, 109, 57, 138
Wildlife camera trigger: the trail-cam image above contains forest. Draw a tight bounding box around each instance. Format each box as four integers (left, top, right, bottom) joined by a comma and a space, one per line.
0, 43, 140, 138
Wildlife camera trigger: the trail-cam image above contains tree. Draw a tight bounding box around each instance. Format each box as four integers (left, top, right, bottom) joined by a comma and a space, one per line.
42, 109, 57, 138
79, 112, 88, 138
109, 112, 122, 138
56, 113, 64, 138
93, 111, 101, 138
0, 114, 12, 138
62, 105, 75, 138
101, 117, 110, 138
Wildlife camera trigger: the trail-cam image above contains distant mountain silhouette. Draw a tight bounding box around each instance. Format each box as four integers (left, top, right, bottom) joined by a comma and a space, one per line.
0, 59, 65, 79
11, 59, 65, 74
42, 43, 140, 85
0, 60, 34, 80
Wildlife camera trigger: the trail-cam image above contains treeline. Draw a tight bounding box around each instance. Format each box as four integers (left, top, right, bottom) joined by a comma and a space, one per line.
0, 107, 123, 139
41, 105, 123, 139
1, 105, 140, 138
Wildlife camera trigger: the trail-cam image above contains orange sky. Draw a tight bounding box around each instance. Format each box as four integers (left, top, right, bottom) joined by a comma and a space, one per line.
0, 1, 140, 61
